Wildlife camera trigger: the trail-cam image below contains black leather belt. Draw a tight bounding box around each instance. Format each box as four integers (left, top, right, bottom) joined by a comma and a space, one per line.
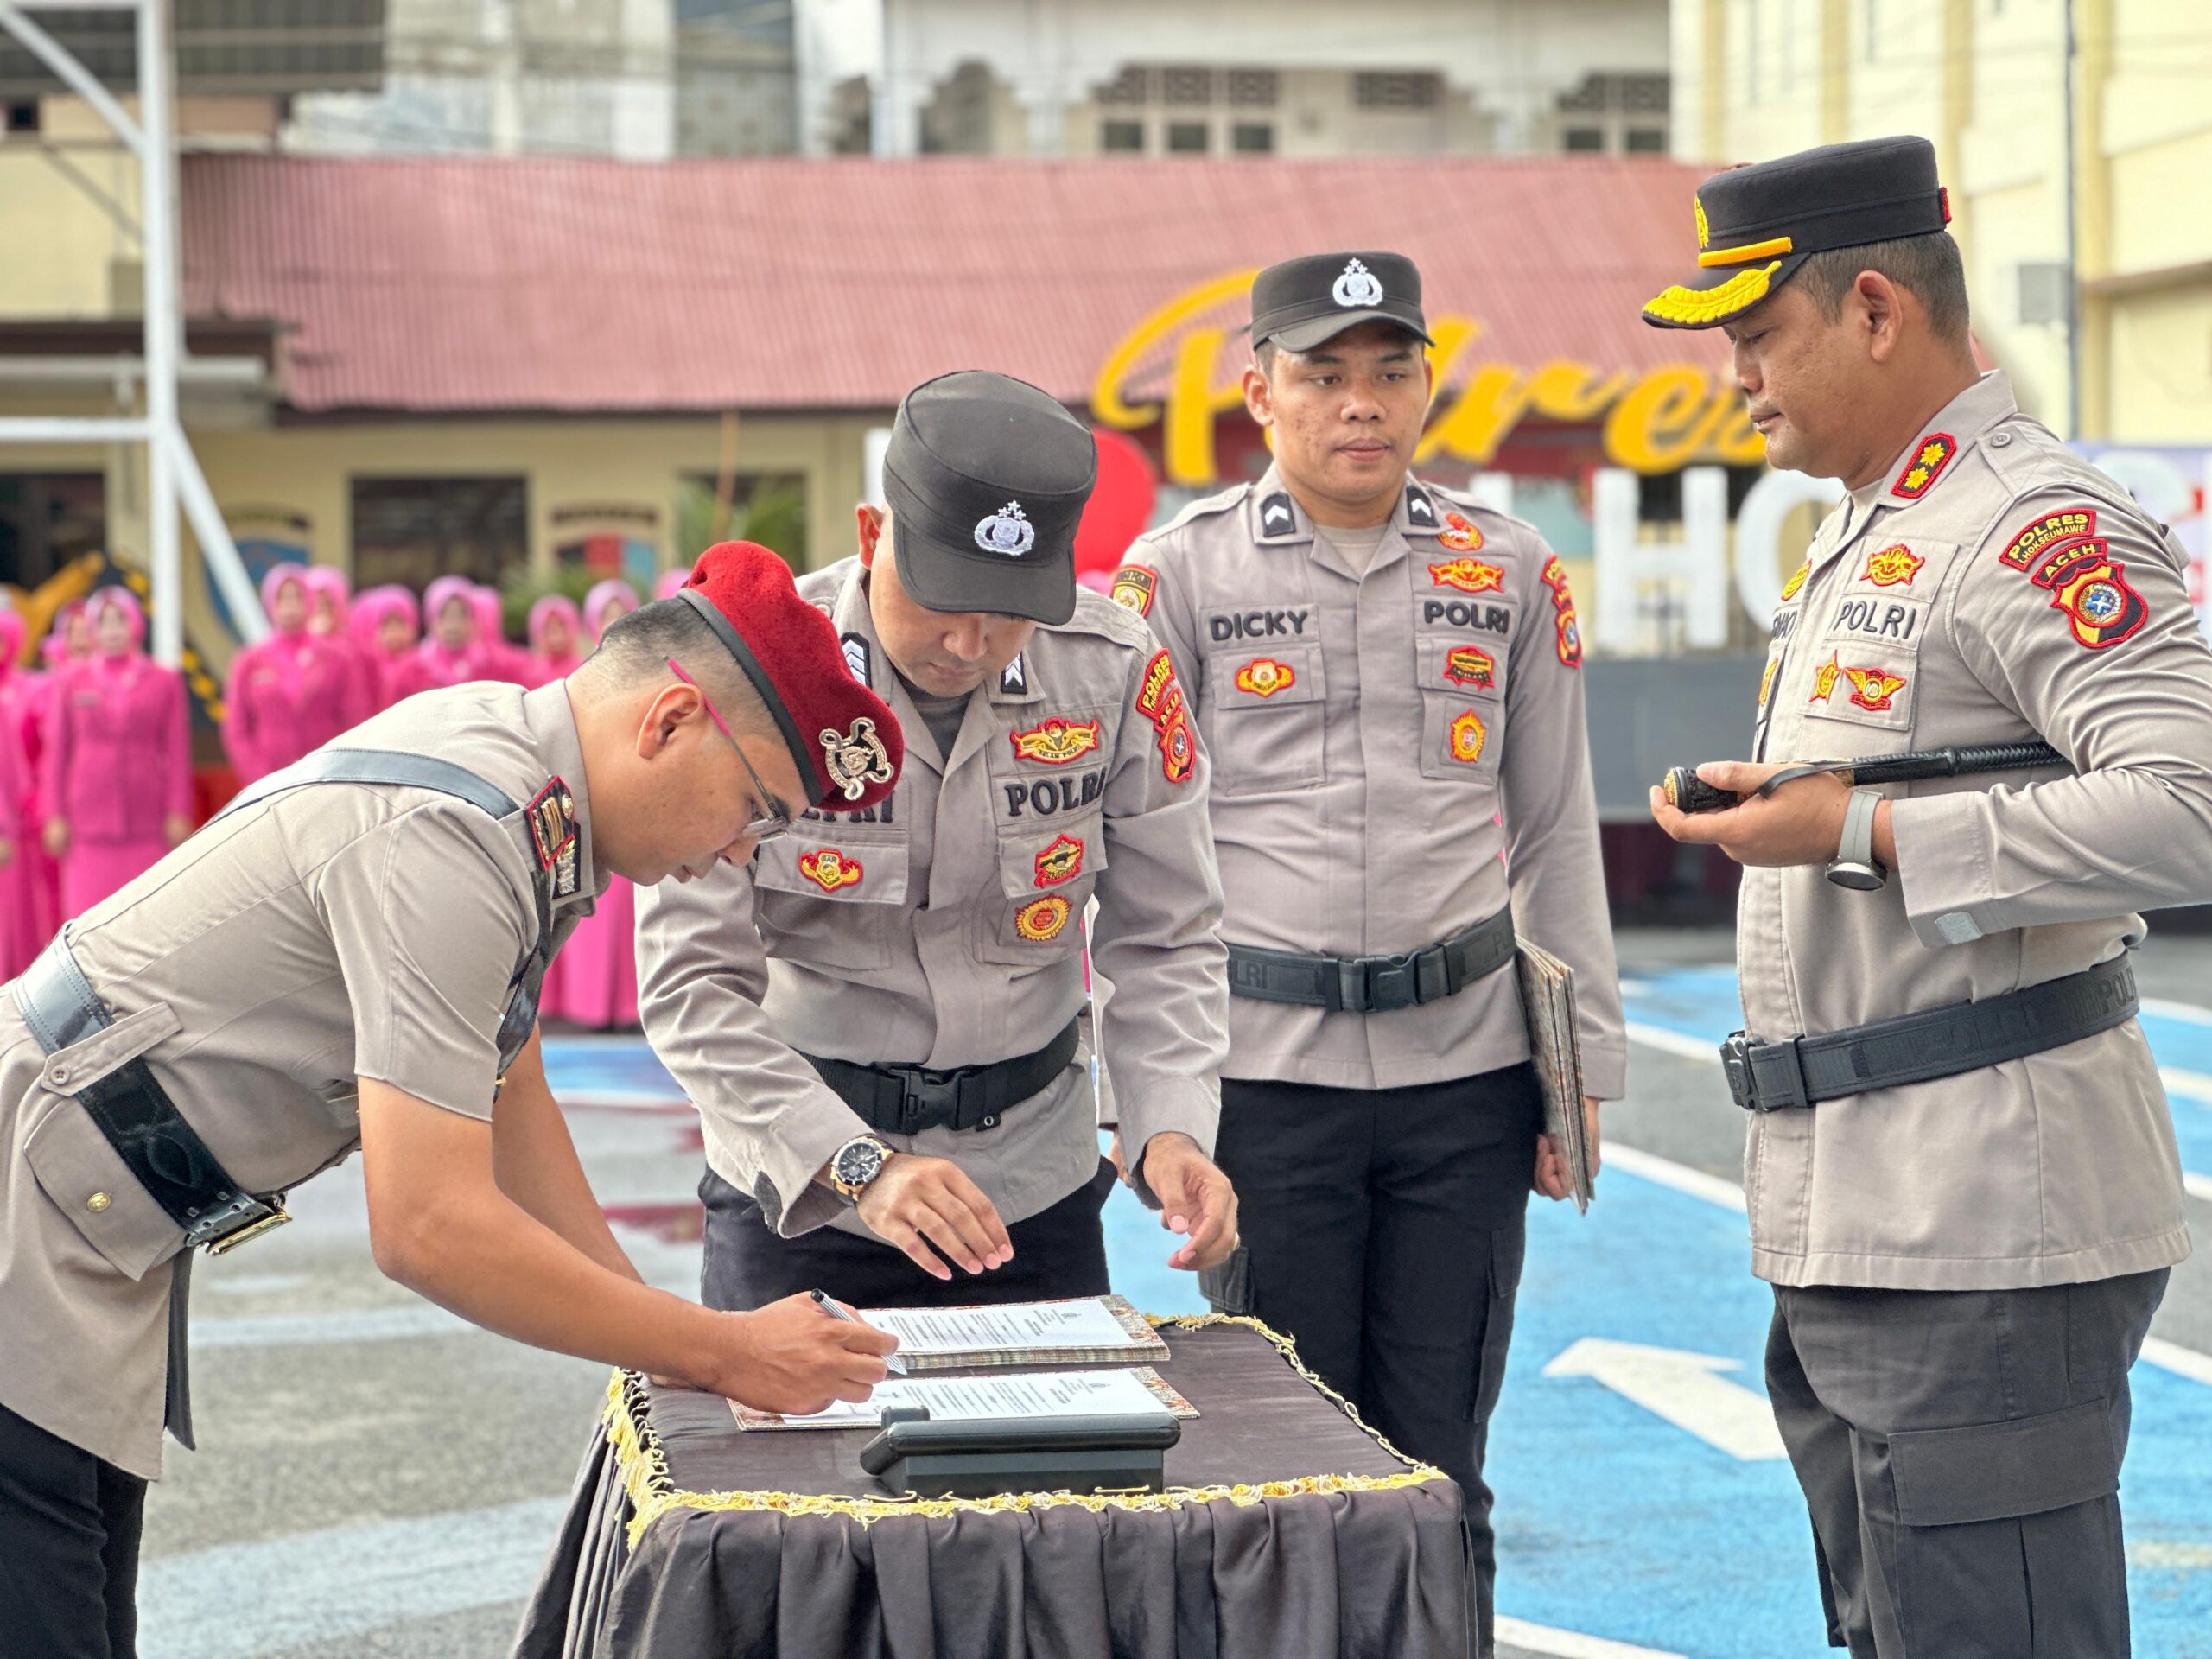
1722, 953, 2139, 1113
804, 1018, 1081, 1135
14, 933, 290, 1254
1225, 907, 1516, 1014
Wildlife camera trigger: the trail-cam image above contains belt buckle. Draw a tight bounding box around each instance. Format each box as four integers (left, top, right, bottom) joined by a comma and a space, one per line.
1365, 955, 1417, 1014
898, 1069, 963, 1135
201, 1201, 293, 1256
1719, 1033, 1756, 1110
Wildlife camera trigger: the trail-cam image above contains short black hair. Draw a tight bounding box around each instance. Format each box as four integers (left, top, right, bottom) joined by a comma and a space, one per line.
575, 597, 775, 740
1793, 231, 1971, 344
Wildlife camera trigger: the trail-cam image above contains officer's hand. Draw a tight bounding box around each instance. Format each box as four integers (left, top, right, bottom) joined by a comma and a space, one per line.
709, 1293, 899, 1415
162, 811, 193, 847
41, 817, 68, 856
0, 836, 12, 869
1535, 1096, 1602, 1201
856, 1154, 1015, 1281
1106, 1130, 1129, 1184
1140, 1132, 1240, 1271
1649, 761, 1853, 868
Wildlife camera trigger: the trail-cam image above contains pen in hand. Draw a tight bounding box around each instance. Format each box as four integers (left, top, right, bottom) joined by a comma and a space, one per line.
810, 1287, 907, 1376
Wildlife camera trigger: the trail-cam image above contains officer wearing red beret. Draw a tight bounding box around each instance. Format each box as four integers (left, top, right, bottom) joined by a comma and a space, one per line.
0, 542, 905, 1656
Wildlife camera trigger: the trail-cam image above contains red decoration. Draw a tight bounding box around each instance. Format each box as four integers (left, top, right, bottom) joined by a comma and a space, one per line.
1073, 429, 1160, 577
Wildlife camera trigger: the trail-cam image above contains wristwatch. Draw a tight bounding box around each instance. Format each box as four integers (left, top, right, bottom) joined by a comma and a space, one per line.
1826, 785, 1888, 891
829, 1135, 893, 1202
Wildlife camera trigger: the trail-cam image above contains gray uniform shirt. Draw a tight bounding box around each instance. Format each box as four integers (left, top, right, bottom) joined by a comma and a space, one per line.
637, 561, 1229, 1244
0, 682, 607, 1477
1125, 467, 1626, 1097
1744, 371, 2212, 1290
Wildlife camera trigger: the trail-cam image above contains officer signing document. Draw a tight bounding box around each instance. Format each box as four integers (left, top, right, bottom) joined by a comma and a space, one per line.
0, 543, 905, 1655
1649, 137, 2212, 1656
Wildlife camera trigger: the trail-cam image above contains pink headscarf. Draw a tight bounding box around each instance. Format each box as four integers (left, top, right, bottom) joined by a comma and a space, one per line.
528, 594, 582, 654
471, 585, 507, 647
423, 575, 479, 638
350, 585, 420, 656
302, 566, 352, 632
87, 586, 147, 657
0, 607, 23, 675
653, 569, 690, 601
582, 579, 639, 642
261, 563, 312, 635
41, 600, 86, 667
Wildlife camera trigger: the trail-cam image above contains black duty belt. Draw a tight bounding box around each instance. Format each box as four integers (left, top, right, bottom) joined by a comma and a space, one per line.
14, 934, 291, 1254
1225, 907, 1516, 1014
805, 1018, 1081, 1135
1721, 953, 2139, 1113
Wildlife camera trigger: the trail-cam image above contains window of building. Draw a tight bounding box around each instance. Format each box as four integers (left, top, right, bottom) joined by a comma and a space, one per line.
1166, 120, 1210, 153
4, 100, 37, 135
351, 476, 529, 592
0, 473, 103, 591
1161, 66, 1213, 105
1097, 65, 1148, 105
1625, 126, 1666, 153
1101, 118, 1145, 153
1225, 68, 1279, 107
1353, 71, 1441, 110
1564, 127, 1606, 152
1231, 121, 1274, 154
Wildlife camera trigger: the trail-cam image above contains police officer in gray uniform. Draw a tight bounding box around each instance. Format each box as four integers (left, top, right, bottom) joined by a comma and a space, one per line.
1649, 137, 2212, 1656
642, 372, 1238, 1313
0, 543, 905, 1657
1121, 253, 1625, 1656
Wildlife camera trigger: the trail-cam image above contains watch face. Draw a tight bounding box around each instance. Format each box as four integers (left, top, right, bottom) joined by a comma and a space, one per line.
835, 1139, 885, 1190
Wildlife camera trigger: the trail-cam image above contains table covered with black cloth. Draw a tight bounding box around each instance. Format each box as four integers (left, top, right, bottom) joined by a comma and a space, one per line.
512, 1315, 1474, 1659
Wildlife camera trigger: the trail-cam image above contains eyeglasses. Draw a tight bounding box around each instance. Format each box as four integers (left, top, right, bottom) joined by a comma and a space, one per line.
667, 658, 793, 843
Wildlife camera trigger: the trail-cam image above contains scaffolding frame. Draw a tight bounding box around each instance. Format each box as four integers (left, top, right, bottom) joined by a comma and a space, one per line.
0, 0, 266, 660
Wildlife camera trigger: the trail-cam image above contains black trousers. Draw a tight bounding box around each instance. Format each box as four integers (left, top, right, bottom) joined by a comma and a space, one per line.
0, 1400, 148, 1659
1767, 1268, 2167, 1658
701, 1158, 1117, 1312
1205, 1065, 1542, 1657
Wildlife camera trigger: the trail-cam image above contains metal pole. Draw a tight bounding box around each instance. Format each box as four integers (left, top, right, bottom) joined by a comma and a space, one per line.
137, 0, 181, 665
2062, 0, 2082, 442
167, 429, 265, 644
0, 417, 151, 443
0, 2, 146, 155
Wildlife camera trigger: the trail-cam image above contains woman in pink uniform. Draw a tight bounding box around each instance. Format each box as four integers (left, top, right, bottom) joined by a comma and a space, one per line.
19, 601, 88, 943
550, 576, 643, 1028
416, 575, 495, 689
470, 583, 531, 683
525, 594, 586, 687
0, 608, 38, 976
302, 565, 377, 724
40, 588, 193, 919
222, 566, 364, 784
350, 585, 430, 709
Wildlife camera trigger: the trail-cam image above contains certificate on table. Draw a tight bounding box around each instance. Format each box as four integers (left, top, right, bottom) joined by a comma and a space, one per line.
730, 1365, 1198, 1431
855, 1294, 1172, 1370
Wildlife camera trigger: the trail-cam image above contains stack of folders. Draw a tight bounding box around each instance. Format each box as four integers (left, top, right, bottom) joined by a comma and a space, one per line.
862, 1294, 1169, 1371
1516, 937, 1595, 1213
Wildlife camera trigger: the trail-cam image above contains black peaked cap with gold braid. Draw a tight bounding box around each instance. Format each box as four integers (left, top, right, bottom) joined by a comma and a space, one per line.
1642, 135, 1951, 330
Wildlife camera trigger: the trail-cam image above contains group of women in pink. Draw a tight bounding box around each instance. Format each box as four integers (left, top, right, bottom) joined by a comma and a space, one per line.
0, 565, 665, 1027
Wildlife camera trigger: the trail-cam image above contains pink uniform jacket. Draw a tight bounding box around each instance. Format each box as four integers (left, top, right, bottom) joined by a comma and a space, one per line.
224, 568, 369, 783
551, 578, 645, 1027
349, 586, 432, 710
0, 611, 42, 975
525, 594, 585, 689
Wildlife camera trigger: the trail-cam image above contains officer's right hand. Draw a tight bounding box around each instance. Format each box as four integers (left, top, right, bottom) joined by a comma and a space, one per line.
856, 1153, 1015, 1281
41, 817, 68, 856
713, 1292, 899, 1415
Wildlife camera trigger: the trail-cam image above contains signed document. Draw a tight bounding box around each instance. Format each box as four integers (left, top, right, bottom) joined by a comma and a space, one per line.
731, 1365, 1198, 1431
854, 1295, 1171, 1370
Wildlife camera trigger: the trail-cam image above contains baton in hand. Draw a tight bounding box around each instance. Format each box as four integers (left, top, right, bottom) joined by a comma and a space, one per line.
1661, 740, 2068, 815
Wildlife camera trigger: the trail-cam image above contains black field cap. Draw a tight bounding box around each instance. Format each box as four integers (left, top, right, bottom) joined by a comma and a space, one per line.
881, 371, 1097, 626
1250, 251, 1435, 353
1642, 135, 1952, 330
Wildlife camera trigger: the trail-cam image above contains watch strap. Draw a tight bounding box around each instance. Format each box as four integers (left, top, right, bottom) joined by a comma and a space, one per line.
1827, 785, 1888, 891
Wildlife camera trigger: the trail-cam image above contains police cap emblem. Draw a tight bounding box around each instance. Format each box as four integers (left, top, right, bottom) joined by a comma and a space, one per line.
974, 501, 1037, 556
1332, 257, 1385, 308
820, 715, 895, 802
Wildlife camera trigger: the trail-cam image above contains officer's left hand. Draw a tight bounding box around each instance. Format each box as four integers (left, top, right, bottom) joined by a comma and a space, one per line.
1139, 1132, 1240, 1272
1649, 761, 1859, 868
1535, 1096, 1602, 1201
162, 812, 193, 848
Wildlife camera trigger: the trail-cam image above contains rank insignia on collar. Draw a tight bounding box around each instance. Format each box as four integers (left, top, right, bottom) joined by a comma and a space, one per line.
1891, 433, 1956, 499
1809, 652, 1841, 702
1109, 565, 1157, 617
1862, 545, 1924, 588
1842, 664, 1907, 711
1033, 835, 1084, 887
1258, 493, 1296, 536
1437, 512, 1482, 552
1008, 716, 1101, 765
1233, 657, 1295, 698
1999, 508, 2096, 572
1447, 709, 1488, 765
798, 849, 863, 893
1443, 645, 1496, 689
1429, 556, 1506, 594
841, 632, 871, 686
2047, 551, 2147, 650
1781, 560, 1810, 601
1001, 655, 1027, 695
1014, 893, 1072, 941
820, 716, 895, 803
525, 778, 581, 899
1405, 486, 1437, 526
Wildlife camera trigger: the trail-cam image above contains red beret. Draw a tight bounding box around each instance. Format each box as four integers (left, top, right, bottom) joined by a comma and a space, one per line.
675, 542, 904, 812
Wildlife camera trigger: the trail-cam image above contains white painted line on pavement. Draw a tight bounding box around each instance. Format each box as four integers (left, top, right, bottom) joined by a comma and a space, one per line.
2144, 995, 2212, 1029
1496, 1617, 1688, 1659
1542, 1338, 1789, 1461
1605, 1144, 1747, 1214
139, 1497, 564, 1659
2187, 1173, 2212, 1205
193, 1304, 470, 1349
2143, 1338, 2212, 1389
2163, 1066, 2212, 1108
2132, 1540, 2212, 1571
1624, 1021, 1719, 1065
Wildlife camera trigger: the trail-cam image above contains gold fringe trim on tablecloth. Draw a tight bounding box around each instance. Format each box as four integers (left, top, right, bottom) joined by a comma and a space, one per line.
604, 1311, 1450, 1547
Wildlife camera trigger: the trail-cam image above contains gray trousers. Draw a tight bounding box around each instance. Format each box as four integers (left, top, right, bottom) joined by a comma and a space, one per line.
1767, 1269, 2167, 1658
